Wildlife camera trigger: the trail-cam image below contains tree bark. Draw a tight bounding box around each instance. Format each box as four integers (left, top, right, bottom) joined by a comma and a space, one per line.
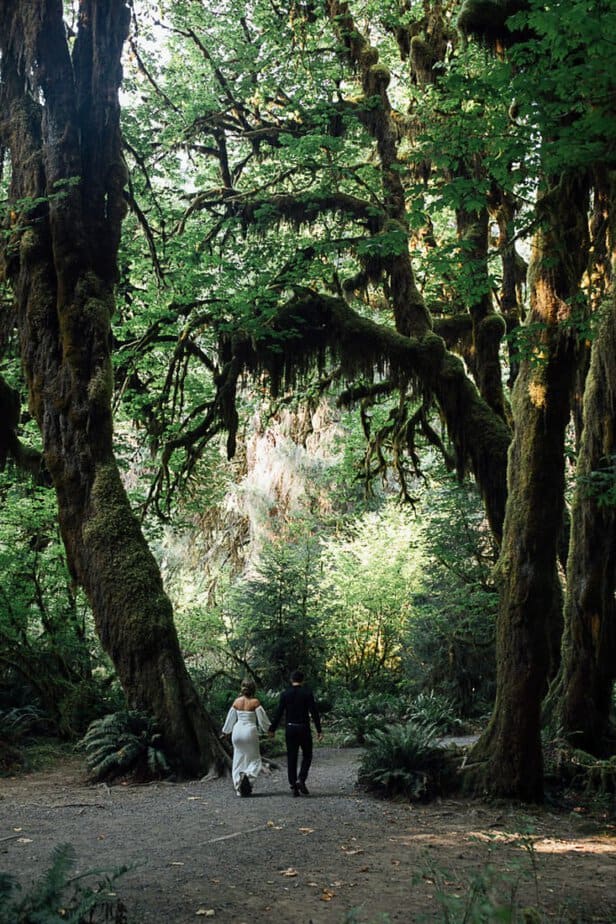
466, 173, 589, 799
555, 288, 616, 753
0, 0, 225, 775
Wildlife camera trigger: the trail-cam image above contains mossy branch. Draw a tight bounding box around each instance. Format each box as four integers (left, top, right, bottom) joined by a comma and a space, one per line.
225, 289, 445, 396
0, 375, 47, 480
238, 192, 385, 234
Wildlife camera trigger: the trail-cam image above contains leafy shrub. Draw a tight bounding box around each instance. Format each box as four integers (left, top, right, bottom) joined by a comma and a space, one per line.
0, 705, 49, 776
405, 691, 464, 735
545, 738, 616, 807
0, 842, 127, 923
414, 862, 544, 923
358, 720, 455, 801
77, 710, 171, 783
329, 692, 403, 746
0, 705, 46, 743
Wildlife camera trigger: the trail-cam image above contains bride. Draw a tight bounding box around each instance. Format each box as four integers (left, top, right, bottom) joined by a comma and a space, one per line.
221, 678, 271, 796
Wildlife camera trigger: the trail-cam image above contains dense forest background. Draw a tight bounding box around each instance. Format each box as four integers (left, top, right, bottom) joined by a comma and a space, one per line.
1, 0, 615, 803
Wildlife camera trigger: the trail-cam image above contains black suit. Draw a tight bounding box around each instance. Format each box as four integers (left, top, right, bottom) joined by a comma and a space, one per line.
270, 684, 321, 787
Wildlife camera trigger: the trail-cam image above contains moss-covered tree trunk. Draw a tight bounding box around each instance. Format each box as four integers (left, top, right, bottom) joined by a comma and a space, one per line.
555, 289, 616, 753
467, 174, 589, 800
0, 0, 224, 775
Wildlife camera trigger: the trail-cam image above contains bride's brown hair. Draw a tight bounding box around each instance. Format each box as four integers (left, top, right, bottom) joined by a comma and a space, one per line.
240, 678, 256, 697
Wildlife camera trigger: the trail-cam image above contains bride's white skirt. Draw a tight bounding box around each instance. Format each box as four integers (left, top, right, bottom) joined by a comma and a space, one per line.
222, 707, 271, 791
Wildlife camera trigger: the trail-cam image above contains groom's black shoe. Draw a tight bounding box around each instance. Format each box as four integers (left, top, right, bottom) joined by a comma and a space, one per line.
298, 781, 309, 795
291, 783, 300, 797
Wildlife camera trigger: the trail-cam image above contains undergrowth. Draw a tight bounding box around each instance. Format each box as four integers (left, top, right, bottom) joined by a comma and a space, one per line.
358, 719, 457, 801
0, 842, 127, 923
77, 711, 170, 783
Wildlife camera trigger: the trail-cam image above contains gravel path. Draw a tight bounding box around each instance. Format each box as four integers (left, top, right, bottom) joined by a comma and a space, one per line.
2, 747, 616, 922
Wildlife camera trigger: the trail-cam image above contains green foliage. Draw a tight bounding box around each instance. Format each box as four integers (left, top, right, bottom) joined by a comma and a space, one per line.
0, 705, 46, 743
508, 0, 616, 175
404, 475, 498, 716
329, 691, 402, 746
229, 530, 325, 688
415, 862, 544, 923
407, 691, 465, 735
546, 739, 616, 805
77, 711, 171, 783
0, 471, 116, 736
321, 501, 424, 690
358, 720, 455, 801
577, 454, 616, 509
0, 843, 127, 924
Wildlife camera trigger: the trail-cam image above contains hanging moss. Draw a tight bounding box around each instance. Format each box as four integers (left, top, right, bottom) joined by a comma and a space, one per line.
457, 0, 528, 48
240, 192, 384, 237
368, 63, 391, 89
410, 36, 437, 85
223, 291, 443, 400
358, 45, 378, 68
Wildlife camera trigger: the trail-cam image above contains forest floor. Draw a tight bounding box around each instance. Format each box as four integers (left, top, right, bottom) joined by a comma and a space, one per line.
1, 745, 616, 923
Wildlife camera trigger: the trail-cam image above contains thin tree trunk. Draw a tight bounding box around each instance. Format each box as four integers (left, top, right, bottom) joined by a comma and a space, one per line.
0, 0, 225, 775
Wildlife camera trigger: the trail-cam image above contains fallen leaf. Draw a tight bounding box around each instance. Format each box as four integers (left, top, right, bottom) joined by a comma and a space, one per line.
187, 796, 202, 801
321, 889, 336, 901
195, 909, 215, 917
391, 859, 400, 866
307, 881, 319, 887
299, 827, 314, 834
341, 846, 364, 855
16, 838, 33, 844
280, 868, 298, 877
170, 862, 184, 866
13, 828, 22, 832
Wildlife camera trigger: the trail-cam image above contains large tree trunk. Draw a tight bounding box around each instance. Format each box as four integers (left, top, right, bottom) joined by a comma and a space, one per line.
555, 287, 616, 753
466, 173, 589, 800
0, 0, 225, 775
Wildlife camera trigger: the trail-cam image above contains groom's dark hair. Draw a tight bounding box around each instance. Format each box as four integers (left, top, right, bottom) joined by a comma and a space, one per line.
290, 670, 304, 683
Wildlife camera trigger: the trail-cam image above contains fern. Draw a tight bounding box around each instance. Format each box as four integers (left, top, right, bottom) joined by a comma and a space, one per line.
405, 691, 464, 734
358, 720, 455, 801
330, 693, 402, 746
77, 710, 171, 783
0, 705, 45, 743
0, 842, 128, 923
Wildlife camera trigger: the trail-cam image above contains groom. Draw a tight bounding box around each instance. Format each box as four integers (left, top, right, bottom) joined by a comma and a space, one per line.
268, 670, 322, 796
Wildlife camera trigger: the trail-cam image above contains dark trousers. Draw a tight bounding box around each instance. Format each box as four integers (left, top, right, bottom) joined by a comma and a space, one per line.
285, 724, 312, 786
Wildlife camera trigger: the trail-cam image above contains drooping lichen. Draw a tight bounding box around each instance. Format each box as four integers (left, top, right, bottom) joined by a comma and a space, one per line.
457, 0, 529, 49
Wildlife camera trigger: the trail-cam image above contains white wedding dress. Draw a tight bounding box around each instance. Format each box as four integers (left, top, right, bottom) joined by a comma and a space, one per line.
222, 706, 271, 793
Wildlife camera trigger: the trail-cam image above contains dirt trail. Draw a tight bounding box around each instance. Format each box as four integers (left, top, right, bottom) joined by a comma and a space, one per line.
1, 747, 616, 922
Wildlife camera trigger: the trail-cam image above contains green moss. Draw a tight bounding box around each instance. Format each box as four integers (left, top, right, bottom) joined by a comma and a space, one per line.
369, 63, 391, 88
87, 362, 113, 410
478, 312, 507, 346
358, 45, 378, 67
410, 36, 436, 81
82, 463, 171, 637
19, 228, 38, 257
